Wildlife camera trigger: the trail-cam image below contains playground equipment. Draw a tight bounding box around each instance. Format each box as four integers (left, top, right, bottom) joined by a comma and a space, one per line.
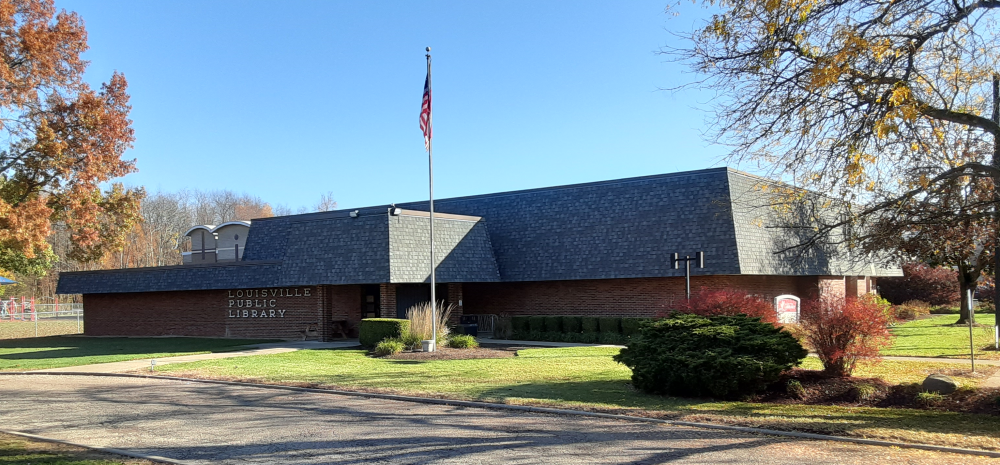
0, 296, 35, 321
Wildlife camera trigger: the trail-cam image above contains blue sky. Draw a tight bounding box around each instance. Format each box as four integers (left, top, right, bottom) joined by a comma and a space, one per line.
61, 1, 728, 212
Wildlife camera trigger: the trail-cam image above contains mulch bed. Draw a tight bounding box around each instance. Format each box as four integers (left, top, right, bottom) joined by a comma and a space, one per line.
386, 344, 529, 361
755, 368, 1000, 415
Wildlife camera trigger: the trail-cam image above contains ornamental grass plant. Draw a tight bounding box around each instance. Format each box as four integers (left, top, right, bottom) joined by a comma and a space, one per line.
406, 301, 453, 342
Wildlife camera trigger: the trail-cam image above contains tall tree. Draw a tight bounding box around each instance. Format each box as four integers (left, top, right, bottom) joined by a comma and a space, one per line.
0, 0, 142, 273
674, 0, 1000, 321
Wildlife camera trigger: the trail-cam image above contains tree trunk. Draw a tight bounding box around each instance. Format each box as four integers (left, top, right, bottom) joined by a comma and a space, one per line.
955, 264, 980, 325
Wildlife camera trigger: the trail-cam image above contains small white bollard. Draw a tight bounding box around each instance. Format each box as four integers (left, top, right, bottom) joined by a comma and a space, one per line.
150, 359, 157, 372
421, 340, 436, 352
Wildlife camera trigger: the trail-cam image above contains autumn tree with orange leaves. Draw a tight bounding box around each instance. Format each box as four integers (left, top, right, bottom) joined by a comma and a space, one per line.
672, 0, 1000, 319
0, 0, 142, 275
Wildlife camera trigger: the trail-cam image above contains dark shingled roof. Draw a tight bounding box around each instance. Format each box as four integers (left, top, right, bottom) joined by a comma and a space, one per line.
56, 167, 899, 294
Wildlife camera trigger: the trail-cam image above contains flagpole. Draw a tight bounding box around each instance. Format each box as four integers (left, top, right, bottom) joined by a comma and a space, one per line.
426, 46, 437, 352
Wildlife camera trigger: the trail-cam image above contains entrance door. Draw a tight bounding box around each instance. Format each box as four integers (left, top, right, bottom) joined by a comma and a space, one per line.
395, 283, 447, 319
361, 285, 380, 319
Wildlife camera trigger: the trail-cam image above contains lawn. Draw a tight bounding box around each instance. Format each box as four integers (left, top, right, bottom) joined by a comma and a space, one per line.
0, 336, 276, 371
886, 314, 999, 359
0, 432, 158, 464
155, 346, 1000, 451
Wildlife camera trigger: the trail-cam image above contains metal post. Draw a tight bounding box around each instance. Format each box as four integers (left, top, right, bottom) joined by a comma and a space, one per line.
77, 307, 81, 334
426, 47, 437, 352
685, 256, 691, 300
969, 288, 976, 373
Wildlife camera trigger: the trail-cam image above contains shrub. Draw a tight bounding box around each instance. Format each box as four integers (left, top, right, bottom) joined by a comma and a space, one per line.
670, 289, 777, 324
526, 330, 544, 341
359, 319, 410, 347
581, 317, 599, 333
539, 331, 560, 342
614, 314, 807, 398
599, 332, 627, 345
598, 317, 621, 334
877, 262, 960, 306
447, 334, 478, 349
562, 316, 582, 333
401, 332, 423, 350
621, 318, 649, 337
579, 332, 599, 343
511, 316, 530, 333
543, 316, 562, 332
406, 301, 452, 341
894, 300, 931, 320
374, 338, 404, 356
494, 313, 513, 339
527, 316, 546, 332
786, 379, 805, 400
799, 296, 895, 377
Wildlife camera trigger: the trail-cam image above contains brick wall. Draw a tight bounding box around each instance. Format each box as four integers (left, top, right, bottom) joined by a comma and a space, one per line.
463, 275, 822, 317
447, 283, 464, 325
84, 286, 329, 340
378, 283, 396, 318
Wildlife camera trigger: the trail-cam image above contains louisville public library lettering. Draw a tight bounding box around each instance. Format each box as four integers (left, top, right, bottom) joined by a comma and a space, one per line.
57, 168, 900, 340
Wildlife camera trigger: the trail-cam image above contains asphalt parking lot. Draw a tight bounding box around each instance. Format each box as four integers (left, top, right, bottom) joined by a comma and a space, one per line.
0, 374, 994, 464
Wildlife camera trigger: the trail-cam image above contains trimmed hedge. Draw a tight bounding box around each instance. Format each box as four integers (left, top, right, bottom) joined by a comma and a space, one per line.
581, 317, 600, 333
528, 316, 546, 332
511, 316, 530, 332
359, 318, 410, 347
599, 317, 621, 334
543, 316, 562, 332
562, 316, 582, 333
621, 318, 649, 336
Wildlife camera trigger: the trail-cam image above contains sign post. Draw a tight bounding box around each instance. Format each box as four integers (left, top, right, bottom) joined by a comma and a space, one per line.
672, 252, 705, 300
968, 288, 976, 373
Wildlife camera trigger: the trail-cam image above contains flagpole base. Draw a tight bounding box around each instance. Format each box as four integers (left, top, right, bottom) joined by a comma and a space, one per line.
421, 340, 436, 352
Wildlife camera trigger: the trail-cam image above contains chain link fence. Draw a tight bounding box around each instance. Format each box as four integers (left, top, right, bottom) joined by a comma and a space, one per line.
0, 302, 83, 339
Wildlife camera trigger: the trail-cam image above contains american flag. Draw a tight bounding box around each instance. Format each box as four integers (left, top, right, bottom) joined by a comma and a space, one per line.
420, 70, 432, 151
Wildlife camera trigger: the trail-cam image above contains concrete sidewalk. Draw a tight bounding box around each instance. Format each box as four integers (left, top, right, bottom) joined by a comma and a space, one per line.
30, 340, 361, 374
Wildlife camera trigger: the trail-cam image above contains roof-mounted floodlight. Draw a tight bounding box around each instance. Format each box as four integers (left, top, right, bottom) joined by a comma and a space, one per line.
349, 210, 359, 218
389, 204, 402, 216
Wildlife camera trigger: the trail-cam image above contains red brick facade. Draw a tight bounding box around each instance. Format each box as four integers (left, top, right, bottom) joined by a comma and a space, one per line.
463, 275, 823, 318
83, 285, 361, 341
81, 275, 870, 340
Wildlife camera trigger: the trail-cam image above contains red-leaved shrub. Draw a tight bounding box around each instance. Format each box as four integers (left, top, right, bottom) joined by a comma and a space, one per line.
666, 289, 777, 324
800, 295, 895, 377
876, 262, 959, 306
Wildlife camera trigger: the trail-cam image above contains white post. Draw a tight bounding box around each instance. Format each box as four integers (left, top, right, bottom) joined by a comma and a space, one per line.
969, 288, 976, 373
425, 47, 437, 352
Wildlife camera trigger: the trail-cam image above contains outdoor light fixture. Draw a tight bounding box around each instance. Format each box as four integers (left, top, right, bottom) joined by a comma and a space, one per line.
389, 204, 402, 216
349, 210, 359, 218
673, 251, 705, 300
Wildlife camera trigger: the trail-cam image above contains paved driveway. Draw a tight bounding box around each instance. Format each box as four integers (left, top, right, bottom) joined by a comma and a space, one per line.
0, 374, 992, 464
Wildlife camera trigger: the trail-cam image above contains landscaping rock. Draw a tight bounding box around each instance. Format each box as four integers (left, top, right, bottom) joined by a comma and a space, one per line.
921, 374, 959, 394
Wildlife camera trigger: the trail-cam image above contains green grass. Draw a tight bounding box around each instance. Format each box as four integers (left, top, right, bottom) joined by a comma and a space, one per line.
886, 314, 999, 359
156, 347, 1000, 451
0, 336, 276, 371
0, 432, 152, 464
0, 320, 82, 339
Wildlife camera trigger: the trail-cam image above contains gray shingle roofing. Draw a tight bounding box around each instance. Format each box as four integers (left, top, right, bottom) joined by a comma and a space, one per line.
56, 167, 899, 295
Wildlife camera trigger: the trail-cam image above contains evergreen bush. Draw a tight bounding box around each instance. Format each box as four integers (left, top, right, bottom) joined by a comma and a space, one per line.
511, 316, 530, 333
581, 317, 600, 333
543, 316, 562, 332
580, 332, 599, 343
562, 316, 583, 333
359, 319, 410, 347
614, 313, 807, 398
598, 317, 622, 334
527, 316, 546, 332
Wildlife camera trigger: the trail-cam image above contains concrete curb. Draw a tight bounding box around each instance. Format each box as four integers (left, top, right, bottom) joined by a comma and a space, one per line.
3, 371, 999, 459
0, 428, 195, 465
